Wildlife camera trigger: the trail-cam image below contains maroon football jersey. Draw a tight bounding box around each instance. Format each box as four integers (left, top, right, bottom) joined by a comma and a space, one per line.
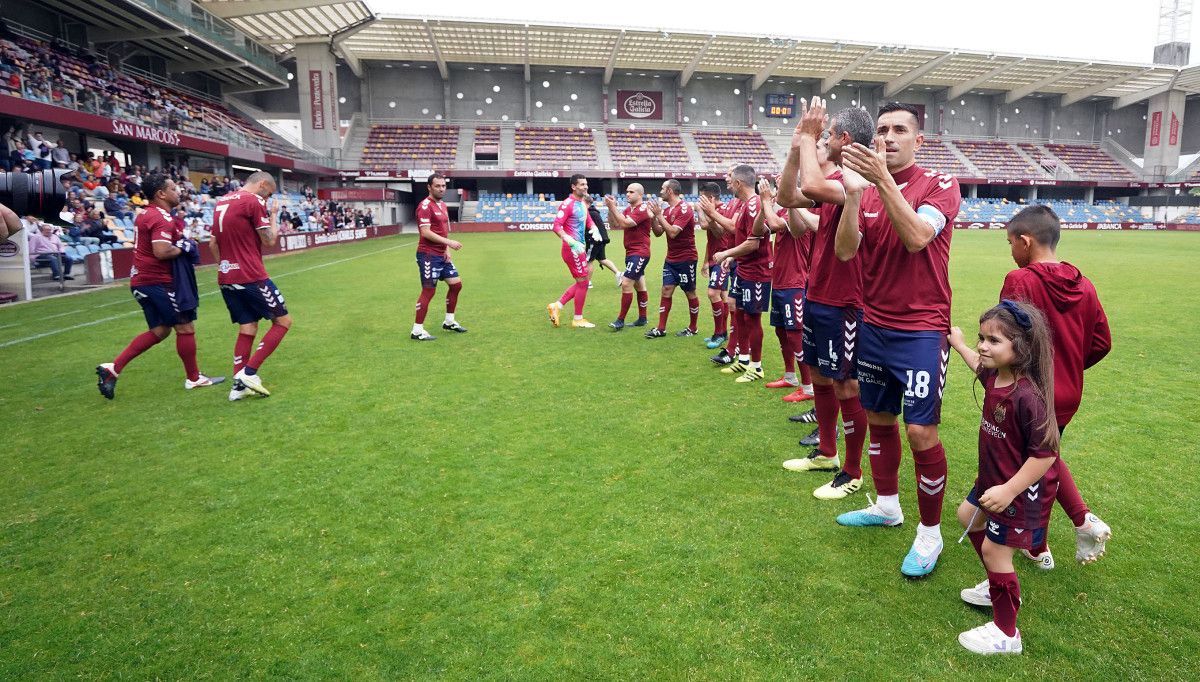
857, 164, 960, 331
976, 370, 1058, 531
416, 196, 450, 255
771, 207, 812, 290
622, 202, 652, 258
703, 198, 739, 265
1001, 262, 1111, 427
213, 191, 271, 285
732, 195, 771, 282
130, 206, 182, 287
663, 200, 697, 262
805, 171, 863, 309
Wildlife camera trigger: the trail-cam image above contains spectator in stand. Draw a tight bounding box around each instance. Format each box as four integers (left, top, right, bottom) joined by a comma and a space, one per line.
92, 178, 110, 201
51, 139, 70, 168
307, 211, 322, 232
0, 127, 13, 171
28, 222, 73, 280
199, 177, 210, 195
27, 132, 53, 168
209, 176, 226, 197
129, 191, 147, 210
13, 141, 35, 172
289, 210, 303, 231
104, 185, 132, 220
364, 208, 374, 226
81, 208, 118, 245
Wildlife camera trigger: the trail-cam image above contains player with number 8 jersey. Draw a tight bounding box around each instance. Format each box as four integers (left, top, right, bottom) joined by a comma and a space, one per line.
210, 171, 293, 401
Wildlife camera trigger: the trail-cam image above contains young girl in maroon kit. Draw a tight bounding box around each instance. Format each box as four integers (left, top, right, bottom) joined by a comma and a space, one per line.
947, 300, 1059, 655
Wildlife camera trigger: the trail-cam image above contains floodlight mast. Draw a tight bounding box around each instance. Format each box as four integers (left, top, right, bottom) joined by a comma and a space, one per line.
1155, 0, 1193, 66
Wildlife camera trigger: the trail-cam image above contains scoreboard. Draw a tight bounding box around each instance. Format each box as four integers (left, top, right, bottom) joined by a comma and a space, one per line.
764, 93, 795, 118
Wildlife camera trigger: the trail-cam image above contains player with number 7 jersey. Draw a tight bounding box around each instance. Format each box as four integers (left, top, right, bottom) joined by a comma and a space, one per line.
210, 171, 293, 401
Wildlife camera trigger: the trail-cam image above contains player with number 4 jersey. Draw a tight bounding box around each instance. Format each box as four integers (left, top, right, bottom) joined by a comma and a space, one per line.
210, 171, 292, 401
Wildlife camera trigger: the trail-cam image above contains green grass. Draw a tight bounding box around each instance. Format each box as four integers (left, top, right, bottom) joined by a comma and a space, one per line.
1, 230, 1198, 679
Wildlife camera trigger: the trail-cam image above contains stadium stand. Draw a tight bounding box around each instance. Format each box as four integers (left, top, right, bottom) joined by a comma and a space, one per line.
953, 140, 1046, 179
915, 137, 973, 178
606, 128, 691, 172
513, 126, 599, 169
1042, 143, 1137, 181
692, 130, 779, 174
360, 124, 460, 170
958, 198, 1143, 223
474, 125, 500, 148
0, 35, 297, 156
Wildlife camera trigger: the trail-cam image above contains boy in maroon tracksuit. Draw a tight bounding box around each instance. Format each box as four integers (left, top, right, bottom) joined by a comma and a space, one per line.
1000, 205, 1113, 566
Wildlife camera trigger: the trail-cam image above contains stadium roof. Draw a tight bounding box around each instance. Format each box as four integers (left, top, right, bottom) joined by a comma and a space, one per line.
197, 0, 376, 74
332, 15, 1200, 109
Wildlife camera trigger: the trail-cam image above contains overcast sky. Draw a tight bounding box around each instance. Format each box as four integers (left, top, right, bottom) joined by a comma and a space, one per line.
370, 0, 1192, 66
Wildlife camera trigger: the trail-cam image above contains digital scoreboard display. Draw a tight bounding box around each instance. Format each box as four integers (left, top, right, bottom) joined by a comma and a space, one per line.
765, 93, 795, 118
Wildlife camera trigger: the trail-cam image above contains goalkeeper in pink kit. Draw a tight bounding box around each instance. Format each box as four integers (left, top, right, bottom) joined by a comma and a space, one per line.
547, 173, 598, 328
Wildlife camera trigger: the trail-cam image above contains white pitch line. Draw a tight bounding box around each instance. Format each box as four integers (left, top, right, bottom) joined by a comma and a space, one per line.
0, 240, 415, 349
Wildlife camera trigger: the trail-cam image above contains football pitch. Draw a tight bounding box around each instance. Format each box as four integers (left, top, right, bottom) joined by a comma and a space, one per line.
2, 230, 1198, 679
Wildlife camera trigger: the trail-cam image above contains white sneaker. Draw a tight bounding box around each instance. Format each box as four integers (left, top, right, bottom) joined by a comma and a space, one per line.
900, 528, 944, 578
228, 380, 250, 402
1021, 546, 1055, 570
960, 579, 992, 607
185, 374, 226, 390
234, 368, 270, 396
1075, 513, 1112, 564
958, 622, 1022, 655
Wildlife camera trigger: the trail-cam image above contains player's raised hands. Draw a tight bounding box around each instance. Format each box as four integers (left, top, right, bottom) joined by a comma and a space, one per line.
841, 135, 889, 186
648, 197, 662, 217
840, 165, 871, 194
795, 96, 827, 142
603, 194, 618, 206
698, 194, 716, 215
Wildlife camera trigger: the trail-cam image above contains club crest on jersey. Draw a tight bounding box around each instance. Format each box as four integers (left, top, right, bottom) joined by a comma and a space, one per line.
993, 403, 1007, 423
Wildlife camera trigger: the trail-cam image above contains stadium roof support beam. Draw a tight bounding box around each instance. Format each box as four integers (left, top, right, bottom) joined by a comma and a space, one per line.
1060, 68, 1155, 106
680, 36, 715, 88
205, 0, 345, 19
167, 59, 246, 74
821, 47, 881, 93
883, 52, 955, 98
523, 26, 530, 82
424, 22, 448, 80
604, 30, 626, 86
91, 27, 185, 44
947, 58, 1024, 100
1004, 63, 1091, 104
332, 16, 375, 79
1113, 74, 1180, 109
751, 40, 800, 90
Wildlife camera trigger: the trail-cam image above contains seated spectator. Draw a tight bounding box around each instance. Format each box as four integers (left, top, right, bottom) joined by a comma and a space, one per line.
28, 222, 73, 280
129, 191, 147, 209
199, 178, 210, 195
103, 189, 131, 220
81, 208, 118, 245
289, 211, 303, 231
